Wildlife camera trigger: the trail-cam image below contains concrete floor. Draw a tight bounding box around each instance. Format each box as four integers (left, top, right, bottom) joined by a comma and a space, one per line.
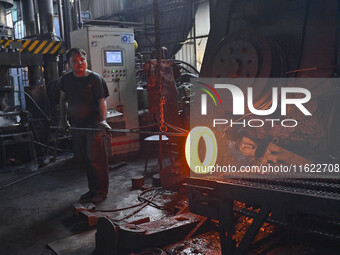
0, 153, 171, 254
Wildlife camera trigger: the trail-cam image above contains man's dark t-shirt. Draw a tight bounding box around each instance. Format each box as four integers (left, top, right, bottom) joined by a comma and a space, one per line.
60, 72, 109, 127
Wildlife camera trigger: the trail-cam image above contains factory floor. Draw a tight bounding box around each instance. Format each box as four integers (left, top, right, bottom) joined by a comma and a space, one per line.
0, 153, 174, 255
1, 153, 340, 255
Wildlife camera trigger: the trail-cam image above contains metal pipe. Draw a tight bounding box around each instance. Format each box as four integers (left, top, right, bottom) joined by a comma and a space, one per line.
37, 0, 54, 36
33, 0, 40, 36
56, 0, 64, 40
62, 0, 71, 48
76, 0, 82, 29
27, 65, 43, 86
70, 1, 77, 31
0, 3, 6, 27
43, 57, 59, 83
22, 0, 43, 87
37, 0, 59, 84
21, 0, 37, 37
20, 0, 43, 87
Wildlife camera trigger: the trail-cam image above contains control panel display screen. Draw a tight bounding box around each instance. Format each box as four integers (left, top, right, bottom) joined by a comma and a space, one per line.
105, 50, 123, 65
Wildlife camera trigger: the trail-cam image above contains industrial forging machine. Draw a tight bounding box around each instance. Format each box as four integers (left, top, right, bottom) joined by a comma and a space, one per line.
186, 0, 340, 254
70, 27, 140, 157
0, 0, 65, 168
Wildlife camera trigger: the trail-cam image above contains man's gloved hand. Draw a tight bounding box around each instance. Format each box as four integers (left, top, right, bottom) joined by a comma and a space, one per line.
58, 120, 70, 133
97, 120, 111, 131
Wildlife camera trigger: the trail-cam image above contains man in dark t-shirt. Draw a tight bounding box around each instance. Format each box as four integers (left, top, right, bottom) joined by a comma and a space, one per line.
59, 48, 110, 203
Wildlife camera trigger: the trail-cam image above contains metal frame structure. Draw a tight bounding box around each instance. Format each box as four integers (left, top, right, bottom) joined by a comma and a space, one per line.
91, 0, 208, 56
187, 177, 340, 254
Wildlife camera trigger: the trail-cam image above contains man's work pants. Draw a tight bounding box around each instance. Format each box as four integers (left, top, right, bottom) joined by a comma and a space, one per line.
72, 130, 109, 196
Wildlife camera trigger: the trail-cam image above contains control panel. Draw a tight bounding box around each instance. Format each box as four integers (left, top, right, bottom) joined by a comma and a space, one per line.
102, 68, 127, 81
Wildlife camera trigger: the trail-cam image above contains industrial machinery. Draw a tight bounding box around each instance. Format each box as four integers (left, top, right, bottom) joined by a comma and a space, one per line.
0, 0, 65, 168
186, 0, 340, 254
70, 27, 140, 156
187, 177, 340, 254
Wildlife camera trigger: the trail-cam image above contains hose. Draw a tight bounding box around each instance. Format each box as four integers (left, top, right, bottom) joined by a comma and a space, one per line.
14, 90, 51, 121
173, 60, 200, 75
102, 188, 163, 222
90, 187, 172, 222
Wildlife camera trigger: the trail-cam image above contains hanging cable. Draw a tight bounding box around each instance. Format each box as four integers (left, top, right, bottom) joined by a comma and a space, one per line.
173, 60, 200, 75
14, 90, 51, 121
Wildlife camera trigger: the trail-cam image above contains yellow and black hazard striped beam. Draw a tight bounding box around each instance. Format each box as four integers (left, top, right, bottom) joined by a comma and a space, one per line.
0, 39, 66, 55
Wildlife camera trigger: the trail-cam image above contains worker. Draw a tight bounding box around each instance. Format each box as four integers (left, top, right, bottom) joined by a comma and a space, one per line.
59, 48, 111, 203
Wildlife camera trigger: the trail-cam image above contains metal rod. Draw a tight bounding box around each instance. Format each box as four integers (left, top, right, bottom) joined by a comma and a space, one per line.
159, 133, 163, 169
49, 126, 188, 137
0, 111, 22, 117
83, 19, 145, 26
